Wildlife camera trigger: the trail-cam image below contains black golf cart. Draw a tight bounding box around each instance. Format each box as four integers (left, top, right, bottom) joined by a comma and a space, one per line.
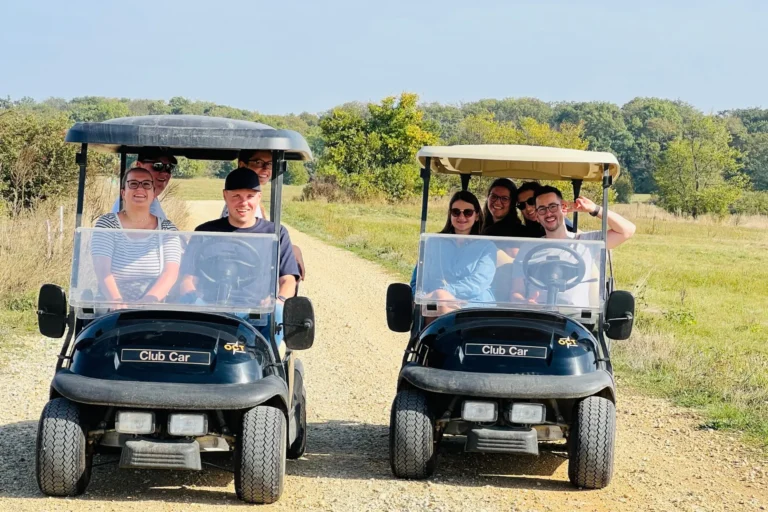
35, 115, 316, 504
386, 145, 635, 489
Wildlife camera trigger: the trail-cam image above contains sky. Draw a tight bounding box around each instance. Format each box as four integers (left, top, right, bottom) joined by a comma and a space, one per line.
1, 0, 765, 115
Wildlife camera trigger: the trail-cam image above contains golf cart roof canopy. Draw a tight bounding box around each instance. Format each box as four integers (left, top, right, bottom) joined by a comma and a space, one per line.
417, 145, 619, 182
65, 115, 312, 161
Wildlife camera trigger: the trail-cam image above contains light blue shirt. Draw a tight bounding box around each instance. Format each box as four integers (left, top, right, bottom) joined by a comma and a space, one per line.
111, 198, 166, 220
410, 237, 497, 303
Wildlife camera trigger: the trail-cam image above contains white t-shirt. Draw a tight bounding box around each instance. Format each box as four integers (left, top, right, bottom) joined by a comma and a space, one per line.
111, 198, 166, 220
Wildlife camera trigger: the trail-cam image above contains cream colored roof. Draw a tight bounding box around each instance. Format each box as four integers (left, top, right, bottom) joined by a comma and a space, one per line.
417, 145, 620, 181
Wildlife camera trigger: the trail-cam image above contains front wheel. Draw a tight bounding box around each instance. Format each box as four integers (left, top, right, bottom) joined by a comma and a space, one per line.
389, 388, 437, 479
568, 396, 616, 489
36, 398, 92, 496
235, 405, 286, 504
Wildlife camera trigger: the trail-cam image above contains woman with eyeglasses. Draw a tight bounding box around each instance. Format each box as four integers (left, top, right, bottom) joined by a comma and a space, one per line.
481, 178, 526, 237
109, 151, 177, 220
410, 191, 497, 316
92, 167, 182, 306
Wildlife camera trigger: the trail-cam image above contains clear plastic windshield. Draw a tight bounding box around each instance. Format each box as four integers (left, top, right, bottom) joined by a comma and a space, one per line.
70, 228, 278, 316
414, 234, 606, 320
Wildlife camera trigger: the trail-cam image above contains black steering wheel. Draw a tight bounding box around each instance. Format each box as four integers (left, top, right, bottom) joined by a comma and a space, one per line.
194, 238, 262, 289
521, 242, 587, 305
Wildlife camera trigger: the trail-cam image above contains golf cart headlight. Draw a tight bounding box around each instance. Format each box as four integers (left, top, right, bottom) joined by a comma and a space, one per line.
509, 403, 546, 424
115, 411, 155, 434
462, 401, 497, 422
168, 413, 208, 436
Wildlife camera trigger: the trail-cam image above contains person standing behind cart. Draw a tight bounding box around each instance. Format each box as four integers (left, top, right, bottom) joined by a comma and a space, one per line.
110, 151, 177, 220
180, 167, 300, 358
93, 167, 182, 305
410, 191, 497, 316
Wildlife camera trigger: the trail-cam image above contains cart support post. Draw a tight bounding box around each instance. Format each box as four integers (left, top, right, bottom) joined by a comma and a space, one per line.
270, 149, 286, 366
420, 157, 431, 234
571, 179, 582, 231
75, 144, 88, 229
118, 151, 127, 212
600, 163, 610, 305
460, 173, 471, 192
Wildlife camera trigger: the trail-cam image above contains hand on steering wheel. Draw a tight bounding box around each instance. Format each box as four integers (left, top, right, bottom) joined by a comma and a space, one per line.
194, 238, 263, 288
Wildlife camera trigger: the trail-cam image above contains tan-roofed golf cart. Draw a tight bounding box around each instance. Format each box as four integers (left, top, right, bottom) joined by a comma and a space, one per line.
386, 144, 634, 489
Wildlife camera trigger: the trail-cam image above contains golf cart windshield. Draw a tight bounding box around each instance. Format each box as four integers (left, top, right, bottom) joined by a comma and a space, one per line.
414, 234, 605, 319
70, 228, 279, 316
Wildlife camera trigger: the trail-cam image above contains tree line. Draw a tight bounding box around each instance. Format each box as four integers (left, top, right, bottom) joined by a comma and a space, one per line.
1, 94, 766, 217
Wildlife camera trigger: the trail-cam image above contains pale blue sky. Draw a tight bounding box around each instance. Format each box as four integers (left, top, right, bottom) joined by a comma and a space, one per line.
1, 0, 765, 114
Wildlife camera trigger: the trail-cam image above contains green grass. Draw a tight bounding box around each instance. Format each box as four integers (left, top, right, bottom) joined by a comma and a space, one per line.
631, 193, 652, 203
278, 188, 768, 447
172, 178, 303, 202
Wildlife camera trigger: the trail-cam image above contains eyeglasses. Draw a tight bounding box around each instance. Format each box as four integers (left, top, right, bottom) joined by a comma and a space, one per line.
450, 208, 476, 218
489, 193, 510, 204
516, 197, 536, 211
146, 162, 176, 174
126, 180, 153, 190
536, 203, 562, 215
247, 159, 273, 170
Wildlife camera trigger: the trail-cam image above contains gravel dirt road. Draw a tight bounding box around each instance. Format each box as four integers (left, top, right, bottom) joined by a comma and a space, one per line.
1, 200, 767, 511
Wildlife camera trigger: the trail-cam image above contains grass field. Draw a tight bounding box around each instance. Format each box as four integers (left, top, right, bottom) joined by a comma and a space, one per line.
174, 179, 768, 447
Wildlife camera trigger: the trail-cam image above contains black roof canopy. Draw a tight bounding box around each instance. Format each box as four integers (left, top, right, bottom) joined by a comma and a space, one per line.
65, 115, 312, 161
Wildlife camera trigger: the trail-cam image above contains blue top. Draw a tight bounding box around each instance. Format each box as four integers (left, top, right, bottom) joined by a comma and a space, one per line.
411, 237, 497, 303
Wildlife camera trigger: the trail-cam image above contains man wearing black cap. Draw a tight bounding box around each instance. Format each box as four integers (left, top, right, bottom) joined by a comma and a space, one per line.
110, 151, 178, 219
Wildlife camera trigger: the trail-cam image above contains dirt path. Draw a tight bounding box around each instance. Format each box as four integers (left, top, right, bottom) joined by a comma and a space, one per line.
0, 200, 766, 511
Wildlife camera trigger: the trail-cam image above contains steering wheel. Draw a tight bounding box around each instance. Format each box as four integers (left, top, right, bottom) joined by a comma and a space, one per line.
521, 242, 587, 302
194, 238, 262, 289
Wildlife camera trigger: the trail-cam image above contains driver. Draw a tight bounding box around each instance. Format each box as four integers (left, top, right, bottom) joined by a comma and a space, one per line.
510, 185, 636, 305
179, 168, 300, 357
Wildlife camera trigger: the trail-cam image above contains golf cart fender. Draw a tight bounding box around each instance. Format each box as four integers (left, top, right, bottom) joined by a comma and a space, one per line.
398, 365, 616, 402
50, 369, 290, 411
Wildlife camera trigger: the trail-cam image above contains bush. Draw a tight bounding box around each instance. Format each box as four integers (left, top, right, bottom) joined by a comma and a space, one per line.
731, 190, 768, 216
285, 162, 309, 185
614, 172, 634, 203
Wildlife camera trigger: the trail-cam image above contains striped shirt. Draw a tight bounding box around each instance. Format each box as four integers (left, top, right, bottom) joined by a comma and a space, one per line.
91, 213, 182, 301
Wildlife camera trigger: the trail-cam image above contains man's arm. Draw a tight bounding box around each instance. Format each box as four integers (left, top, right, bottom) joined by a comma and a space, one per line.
278, 275, 297, 302
571, 196, 636, 250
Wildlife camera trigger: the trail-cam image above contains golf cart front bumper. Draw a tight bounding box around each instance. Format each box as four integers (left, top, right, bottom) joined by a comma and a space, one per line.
51, 369, 289, 410
400, 366, 615, 400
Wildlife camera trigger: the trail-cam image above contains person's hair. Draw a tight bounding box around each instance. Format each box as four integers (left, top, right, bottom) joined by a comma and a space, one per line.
121, 167, 154, 190
517, 181, 542, 199
439, 190, 484, 235
136, 150, 177, 165
238, 149, 271, 163
482, 178, 521, 232
533, 185, 564, 202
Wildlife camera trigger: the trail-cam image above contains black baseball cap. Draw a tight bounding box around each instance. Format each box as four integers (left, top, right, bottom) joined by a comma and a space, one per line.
136, 149, 178, 165
224, 167, 262, 191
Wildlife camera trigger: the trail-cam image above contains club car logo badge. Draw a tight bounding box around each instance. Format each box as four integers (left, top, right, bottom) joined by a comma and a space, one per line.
465, 343, 547, 359
120, 349, 211, 365
224, 341, 246, 354
558, 337, 578, 348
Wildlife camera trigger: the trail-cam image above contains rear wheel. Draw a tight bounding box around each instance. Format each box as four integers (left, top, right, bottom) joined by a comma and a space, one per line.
389, 388, 437, 479
235, 405, 286, 504
568, 396, 616, 489
36, 398, 92, 496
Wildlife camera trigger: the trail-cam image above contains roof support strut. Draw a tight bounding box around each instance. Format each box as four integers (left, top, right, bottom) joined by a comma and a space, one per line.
420, 157, 431, 235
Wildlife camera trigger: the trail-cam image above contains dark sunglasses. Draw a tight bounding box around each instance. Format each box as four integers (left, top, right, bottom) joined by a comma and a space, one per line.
516, 197, 536, 210
147, 162, 176, 173
450, 208, 476, 218
126, 180, 153, 190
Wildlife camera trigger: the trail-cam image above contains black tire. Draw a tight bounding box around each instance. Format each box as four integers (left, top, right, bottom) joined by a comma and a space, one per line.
389, 388, 437, 479
286, 371, 307, 460
36, 398, 92, 496
235, 405, 286, 504
568, 396, 616, 489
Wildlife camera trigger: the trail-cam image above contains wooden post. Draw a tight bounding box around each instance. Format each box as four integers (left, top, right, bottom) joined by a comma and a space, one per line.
46, 220, 52, 259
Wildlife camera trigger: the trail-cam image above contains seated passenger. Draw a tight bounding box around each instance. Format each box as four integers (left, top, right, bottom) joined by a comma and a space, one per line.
179, 168, 300, 357
92, 167, 182, 305
516, 181, 576, 237
110, 151, 177, 220
222, 150, 306, 283
481, 178, 527, 237
411, 191, 497, 317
